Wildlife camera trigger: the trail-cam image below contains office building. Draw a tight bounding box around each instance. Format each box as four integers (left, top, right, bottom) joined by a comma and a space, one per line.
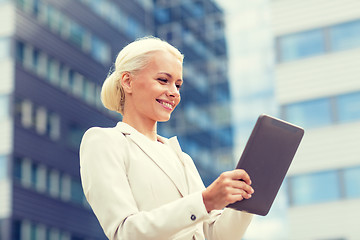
154, 0, 234, 186
0, 0, 153, 239
272, 0, 360, 239
0, 0, 231, 239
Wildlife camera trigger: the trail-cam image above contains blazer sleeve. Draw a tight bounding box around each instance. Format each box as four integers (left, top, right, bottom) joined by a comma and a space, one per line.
79, 127, 211, 240
182, 153, 253, 240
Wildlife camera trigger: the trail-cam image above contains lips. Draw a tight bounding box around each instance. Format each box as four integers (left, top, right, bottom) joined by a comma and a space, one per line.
156, 99, 174, 110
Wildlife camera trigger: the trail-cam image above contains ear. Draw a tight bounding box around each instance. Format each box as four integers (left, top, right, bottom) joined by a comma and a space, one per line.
121, 72, 133, 94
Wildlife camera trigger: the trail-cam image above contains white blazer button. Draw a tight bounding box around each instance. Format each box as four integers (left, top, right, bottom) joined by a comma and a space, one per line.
191, 214, 196, 221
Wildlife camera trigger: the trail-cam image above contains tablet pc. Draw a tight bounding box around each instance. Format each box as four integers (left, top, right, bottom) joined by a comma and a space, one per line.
227, 114, 304, 216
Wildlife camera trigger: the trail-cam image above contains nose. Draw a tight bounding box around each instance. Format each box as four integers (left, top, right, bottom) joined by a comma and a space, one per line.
167, 83, 180, 98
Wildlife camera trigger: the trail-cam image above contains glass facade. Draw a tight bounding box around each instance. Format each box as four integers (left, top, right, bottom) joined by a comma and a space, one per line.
154, 0, 233, 185
277, 19, 360, 62
330, 20, 360, 51
278, 29, 325, 62
0, 38, 10, 60
0, 155, 7, 180
16, 0, 111, 65
344, 166, 360, 198
0, 95, 9, 120
288, 166, 360, 206
289, 171, 340, 206
1, 0, 230, 238
282, 91, 360, 128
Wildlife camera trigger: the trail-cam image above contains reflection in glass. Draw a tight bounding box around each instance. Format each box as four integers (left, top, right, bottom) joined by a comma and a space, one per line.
337, 92, 360, 123
0, 38, 9, 60
0, 95, 9, 120
284, 98, 332, 128
278, 29, 325, 62
330, 20, 360, 51
290, 171, 340, 206
344, 166, 360, 198
0, 155, 7, 180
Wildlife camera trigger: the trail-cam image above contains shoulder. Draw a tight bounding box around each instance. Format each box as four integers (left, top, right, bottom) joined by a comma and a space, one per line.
80, 125, 129, 153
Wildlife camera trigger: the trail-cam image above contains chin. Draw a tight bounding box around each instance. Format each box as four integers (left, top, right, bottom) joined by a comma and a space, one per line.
156, 114, 172, 122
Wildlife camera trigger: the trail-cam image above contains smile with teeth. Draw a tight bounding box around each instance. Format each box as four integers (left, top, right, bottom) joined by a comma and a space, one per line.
157, 99, 174, 110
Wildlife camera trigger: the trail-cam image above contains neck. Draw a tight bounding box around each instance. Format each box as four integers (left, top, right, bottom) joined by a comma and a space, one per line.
122, 114, 158, 141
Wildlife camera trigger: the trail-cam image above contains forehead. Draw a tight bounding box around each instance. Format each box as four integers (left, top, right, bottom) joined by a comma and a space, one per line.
148, 51, 183, 72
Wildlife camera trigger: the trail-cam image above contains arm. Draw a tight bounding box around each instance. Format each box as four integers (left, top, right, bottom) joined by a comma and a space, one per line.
80, 128, 210, 240
183, 154, 254, 240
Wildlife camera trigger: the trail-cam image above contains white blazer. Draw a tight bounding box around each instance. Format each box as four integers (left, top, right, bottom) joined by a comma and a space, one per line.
80, 122, 252, 240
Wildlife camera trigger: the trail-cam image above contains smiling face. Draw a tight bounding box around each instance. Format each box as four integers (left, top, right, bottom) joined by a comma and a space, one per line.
122, 50, 183, 125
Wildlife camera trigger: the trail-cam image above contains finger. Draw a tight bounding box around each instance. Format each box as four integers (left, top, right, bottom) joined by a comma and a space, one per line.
232, 169, 252, 185
231, 180, 254, 195
231, 188, 252, 200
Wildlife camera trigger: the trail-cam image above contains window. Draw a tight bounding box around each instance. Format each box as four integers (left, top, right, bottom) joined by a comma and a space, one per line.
155, 7, 170, 24
71, 179, 84, 204
67, 123, 85, 149
68, 22, 86, 48
277, 29, 325, 62
13, 157, 22, 181
344, 166, 360, 198
71, 72, 84, 97
290, 170, 340, 206
0, 38, 10, 60
49, 169, 60, 197
16, 41, 25, 63
48, 112, 60, 140
15, 41, 103, 111
284, 98, 332, 128
35, 106, 47, 135
0, 155, 7, 180
30, 163, 38, 188
0, 95, 9, 120
60, 174, 71, 201
47, 57, 60, 85
330, 20, 360, 51
21, 158, 32, 187
83, 80, 95, 104
337, 92, 360, 123
90, 36, 111, 64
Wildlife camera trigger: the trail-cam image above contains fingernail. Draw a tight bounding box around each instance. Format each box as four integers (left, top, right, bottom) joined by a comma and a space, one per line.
251, 188, 254, 193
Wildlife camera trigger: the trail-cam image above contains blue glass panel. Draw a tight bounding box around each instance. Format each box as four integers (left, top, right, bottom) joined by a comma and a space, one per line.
155, 7, 170, 24
330, 20, 360, 51
13, 158, 22, 180
0, 38, 9, 60
71, 179, 84, 204
285, 98, 332, 128
344, 166, 360, 198
16, 41, 25, 63
291, 171, 340, 206
278, 29, 325, 62
90, 36, 110, 64
0, 156, 7, 180
0, 95, 9, 120
337, 92, 360, 123
69, 23, 85, 48
31, 164, 37, 187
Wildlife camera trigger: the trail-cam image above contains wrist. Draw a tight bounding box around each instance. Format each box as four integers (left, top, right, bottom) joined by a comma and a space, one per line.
202, 190, 213, 213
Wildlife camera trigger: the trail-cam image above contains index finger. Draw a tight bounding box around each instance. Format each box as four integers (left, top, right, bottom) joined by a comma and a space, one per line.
232, 169, 252, 185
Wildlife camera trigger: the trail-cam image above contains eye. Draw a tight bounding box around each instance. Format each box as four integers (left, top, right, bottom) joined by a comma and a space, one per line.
157, 78, 168, 83
176, 84, 182, 90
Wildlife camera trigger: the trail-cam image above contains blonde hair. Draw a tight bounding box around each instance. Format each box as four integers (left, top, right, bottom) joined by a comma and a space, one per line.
101, 36, 184, 115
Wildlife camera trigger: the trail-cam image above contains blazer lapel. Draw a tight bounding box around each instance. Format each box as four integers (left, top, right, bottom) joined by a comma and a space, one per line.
115, 122, 188, 197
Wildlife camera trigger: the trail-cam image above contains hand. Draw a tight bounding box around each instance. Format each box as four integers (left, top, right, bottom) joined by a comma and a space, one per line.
202, 169, 254, 212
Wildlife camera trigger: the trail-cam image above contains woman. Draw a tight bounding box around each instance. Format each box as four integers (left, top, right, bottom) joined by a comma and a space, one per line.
80, 37, 254, 240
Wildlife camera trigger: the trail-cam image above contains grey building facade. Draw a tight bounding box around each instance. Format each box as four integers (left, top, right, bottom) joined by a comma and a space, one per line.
0, 0, 231, 239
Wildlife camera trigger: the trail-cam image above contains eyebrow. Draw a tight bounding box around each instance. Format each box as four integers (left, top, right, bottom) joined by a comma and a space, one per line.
158, 72, 183, 82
